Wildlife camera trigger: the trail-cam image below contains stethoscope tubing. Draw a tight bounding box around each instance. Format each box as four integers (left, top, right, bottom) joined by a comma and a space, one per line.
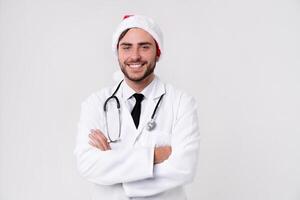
103, 80, 164, 142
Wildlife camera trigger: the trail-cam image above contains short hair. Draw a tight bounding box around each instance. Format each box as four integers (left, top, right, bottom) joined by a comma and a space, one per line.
117, 28, 130, 49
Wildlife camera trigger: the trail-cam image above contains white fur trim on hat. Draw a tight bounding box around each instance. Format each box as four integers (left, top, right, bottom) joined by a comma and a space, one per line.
112, 15, 163, 57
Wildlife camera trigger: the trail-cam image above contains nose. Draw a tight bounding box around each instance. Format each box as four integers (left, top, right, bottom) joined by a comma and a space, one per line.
130, 48, 141, 61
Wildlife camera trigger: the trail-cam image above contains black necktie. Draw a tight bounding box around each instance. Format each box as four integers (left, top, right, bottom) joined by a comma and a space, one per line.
131, 93, 144, 128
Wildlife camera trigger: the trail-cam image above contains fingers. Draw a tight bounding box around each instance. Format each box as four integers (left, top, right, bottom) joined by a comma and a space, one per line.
89, 138, 100, 149
89, 133, 103, 150
89, 129, 111, 151
89, 130, 110, 151
154, 146, 172, 164
165, 146, 172, 155
93, 129, 111, 150
157, 146, 172, 156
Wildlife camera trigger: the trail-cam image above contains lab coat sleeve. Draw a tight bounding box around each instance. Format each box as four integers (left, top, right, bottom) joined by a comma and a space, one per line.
74, 94, 154, 185
122, 94, 200, 197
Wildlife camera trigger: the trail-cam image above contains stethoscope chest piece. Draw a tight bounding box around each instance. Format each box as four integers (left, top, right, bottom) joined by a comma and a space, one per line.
146, 119, 156, 131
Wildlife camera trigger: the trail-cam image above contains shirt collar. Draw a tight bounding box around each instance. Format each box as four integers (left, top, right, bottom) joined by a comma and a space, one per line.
121, 76, 165, 100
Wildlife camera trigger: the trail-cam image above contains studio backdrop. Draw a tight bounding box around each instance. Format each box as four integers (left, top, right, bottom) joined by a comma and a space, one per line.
0, 0, 300, 200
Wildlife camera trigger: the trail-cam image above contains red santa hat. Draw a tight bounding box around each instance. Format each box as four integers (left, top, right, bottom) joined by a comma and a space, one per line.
112, 15, 164, 58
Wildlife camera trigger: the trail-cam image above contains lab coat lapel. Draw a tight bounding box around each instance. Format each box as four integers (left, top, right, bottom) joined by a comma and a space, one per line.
114, 86, 138, 145
134, 78, 166, 141
121, 100, 138, 144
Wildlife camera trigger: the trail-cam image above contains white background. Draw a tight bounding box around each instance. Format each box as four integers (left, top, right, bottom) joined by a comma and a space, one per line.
1, 0, 300, 199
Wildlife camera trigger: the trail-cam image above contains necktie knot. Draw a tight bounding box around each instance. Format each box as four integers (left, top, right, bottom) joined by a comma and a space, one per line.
132, 93, 144, 103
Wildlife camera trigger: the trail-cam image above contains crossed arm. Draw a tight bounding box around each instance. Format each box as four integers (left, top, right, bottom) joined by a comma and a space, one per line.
75, 93, 199, 197
88, 129, 172, 164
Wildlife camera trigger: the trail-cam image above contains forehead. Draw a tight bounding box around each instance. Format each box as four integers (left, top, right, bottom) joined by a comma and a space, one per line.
119, 28, 156, 44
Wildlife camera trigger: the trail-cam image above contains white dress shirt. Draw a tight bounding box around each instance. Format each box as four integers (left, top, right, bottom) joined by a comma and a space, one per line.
122, 77, 157, 117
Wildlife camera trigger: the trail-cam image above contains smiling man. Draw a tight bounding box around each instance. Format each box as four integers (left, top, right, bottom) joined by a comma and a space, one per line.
118, 28, 158, 92
74, 15, 200, 200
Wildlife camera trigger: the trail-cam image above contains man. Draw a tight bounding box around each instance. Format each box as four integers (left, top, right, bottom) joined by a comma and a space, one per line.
74, 15, 200, 200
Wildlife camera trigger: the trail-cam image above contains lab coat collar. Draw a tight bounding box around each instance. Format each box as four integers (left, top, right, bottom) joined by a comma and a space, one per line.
150, 76, 165, 99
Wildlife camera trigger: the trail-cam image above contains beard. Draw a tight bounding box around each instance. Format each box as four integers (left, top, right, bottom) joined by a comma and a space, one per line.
119, 59, 156, 82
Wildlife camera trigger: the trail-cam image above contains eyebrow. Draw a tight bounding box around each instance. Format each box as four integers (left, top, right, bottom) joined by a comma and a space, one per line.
138, 42, 153, 46
119, 42, 132, 46
119, 42, 153, 46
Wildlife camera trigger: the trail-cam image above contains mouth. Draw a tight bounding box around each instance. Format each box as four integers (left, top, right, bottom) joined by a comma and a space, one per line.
126, 62, 146, 69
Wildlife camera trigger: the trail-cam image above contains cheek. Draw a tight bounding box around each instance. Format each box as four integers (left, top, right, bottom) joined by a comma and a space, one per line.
142, 51, 157, 61
118, 53, 128, 63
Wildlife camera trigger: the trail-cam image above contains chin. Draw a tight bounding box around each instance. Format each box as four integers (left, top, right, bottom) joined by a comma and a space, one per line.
127, 76, 146, 82
126, 71, 146, 81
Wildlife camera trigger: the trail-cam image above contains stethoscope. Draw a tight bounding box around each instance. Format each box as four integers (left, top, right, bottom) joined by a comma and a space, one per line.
103, 80, 164, 143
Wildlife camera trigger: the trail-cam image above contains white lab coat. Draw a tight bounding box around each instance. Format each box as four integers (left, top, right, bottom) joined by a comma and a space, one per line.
74, 77, 200, 200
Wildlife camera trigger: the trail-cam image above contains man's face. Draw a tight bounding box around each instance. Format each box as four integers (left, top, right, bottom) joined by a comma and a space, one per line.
117, 28, 158, 83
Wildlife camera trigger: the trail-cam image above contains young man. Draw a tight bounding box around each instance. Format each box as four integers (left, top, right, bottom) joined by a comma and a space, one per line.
74, 15, 200, 200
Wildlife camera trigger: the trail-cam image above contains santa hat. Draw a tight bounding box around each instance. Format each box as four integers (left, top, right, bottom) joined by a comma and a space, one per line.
112, 15, 164, 58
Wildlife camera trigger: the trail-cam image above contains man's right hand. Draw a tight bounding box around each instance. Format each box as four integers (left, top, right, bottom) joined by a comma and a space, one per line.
154, 146, 172, 164
89, 129, 111, 151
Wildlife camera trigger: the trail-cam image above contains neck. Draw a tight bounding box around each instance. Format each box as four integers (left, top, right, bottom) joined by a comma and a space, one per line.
125, 74, 155, 93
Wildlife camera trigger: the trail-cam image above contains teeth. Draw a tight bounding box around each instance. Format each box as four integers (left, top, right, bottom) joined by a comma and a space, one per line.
128, 64, 143, 68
